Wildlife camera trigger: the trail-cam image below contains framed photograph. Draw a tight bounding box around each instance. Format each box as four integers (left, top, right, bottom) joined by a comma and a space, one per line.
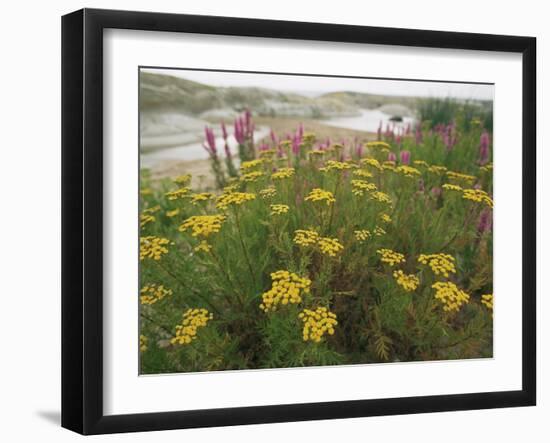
62, 8, 536, 434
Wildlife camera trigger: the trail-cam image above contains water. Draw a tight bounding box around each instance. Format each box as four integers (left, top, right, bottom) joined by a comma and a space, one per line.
320, 108, 415, 133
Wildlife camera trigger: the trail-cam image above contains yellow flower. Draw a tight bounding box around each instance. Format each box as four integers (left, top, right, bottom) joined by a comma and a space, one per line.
369, 191, 392, 205
361, 157, 383, 171
393, 270, 419, 292
294, 229, 320, 247
351, 179, 377, 196
216, 192, 256, 210
173, 174, 192, 186
380, 213, 392, 223
140, 335, 148, 352
305, 188, 336, 205
240, 159, 264, 171
140, 284, 173, 305
446, 170, 476, 185
418, 253, 456, 277
318, 237, 344, 257
462, 188, 494, 208
442, 183, 463, 192
259, 186, 277, 199
481, 293, 494, 311
143, 205, 161, 214
428, 165, 447, 175
366, 141, 391, 150
271, 167, 295, 180
270, 204, 290, 215
354, 229, 371, 243
194, 240, 213, 253
140, 188, 153, 196
259, 149, 276, 158
170, 308, 213, 345
190, 192, 214, 204
166, 209, 180, 218
140, 236, 171, 261
353, 169, 374, 179
140, 213, 155, 229
178, 215, 226, 238
396, 165, 421, 177
240, 171, 264, 182
382, 161, 396, 171
299, 307, 338, 343
480, 163, 493, 173
377, 248, 405, 266
374, 226, 387, 236
165, 187, 190, 201
260, 270, 311, 312
413, 160, 429, 168
432, 281, 470, 312
322, 160, 356, 172
307, 150, 325, 158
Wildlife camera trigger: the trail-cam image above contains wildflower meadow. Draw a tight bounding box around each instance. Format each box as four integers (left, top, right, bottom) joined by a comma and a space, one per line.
139, 103, 493, 374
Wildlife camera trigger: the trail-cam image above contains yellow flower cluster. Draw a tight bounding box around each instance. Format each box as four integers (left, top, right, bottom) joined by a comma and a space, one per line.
140, 188, 153, 196
442, 183, 463, 192
382, 161, 396, 171
190, 192, 213, 204
393, 270, 420, 292
377, 248, 406, 266
429, 165, 447, 175
462, 188, 494, 208
380, 213, 392, 223
140, 284, 173, 305
354, 229, 371, 243
366, 141, 391, 150
216, 191, 256, 210
351, 179, 377, 196
305, 188, 336, 205
173, 174, 191, 186
299, 307, 338, 343
143, 205, 161, 214
140, 335, 148, 352
140, 213, 155, 229
318, 237, 344, 257
396, 165, 421, 177
432, 281, 470, 312
260, 270, 311, 312
171, 308, 214, 345
270, 204, 290, 215
446, 171, 476, 184
307, 150, 325, 158
480, 163, 493, 173
294, 229, 320, 247
413, 160, 429, 168
361, 157, 382, 171
165, 187, 190, 201
166, 209, 180, 218
271, 167, 295, 180
481, 293, 493, 311
323, 160, 355, 171
353, 169, 373, 178
140, 236, 171, 261
369, 191, 392, 205
194, 240, 213, 253
418, 253, 456, 277
178, 215, 226, 238
259, 149, 276, 158
259, 186, 277, 199
240, 171, 264, 182
374, 226, 387, 236
240, 159, 264, 171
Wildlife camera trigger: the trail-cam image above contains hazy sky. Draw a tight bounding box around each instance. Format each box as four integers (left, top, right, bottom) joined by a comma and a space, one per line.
143, 68, 494, 101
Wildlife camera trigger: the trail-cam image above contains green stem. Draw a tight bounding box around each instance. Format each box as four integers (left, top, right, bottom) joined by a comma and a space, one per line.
233, 207, 255, 281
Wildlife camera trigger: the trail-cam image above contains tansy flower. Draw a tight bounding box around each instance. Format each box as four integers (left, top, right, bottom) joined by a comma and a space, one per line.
240, 171, 264, 182
305, 188, 336, 205
380, 213, 392, 223
369, 191, 392, 205
361, 157, 383, 171
377, 248, 405, 266
481, 293, 494, 311
322, 160, 356, 172
259, 186, 277, 199
140, 213, 155, 229
393, 270, 420, 292
140, 236, 171, 261
366, 141, 391, 150
143, 205, 161, 214
318, 237, 344, 257
382, 161, 396, 171
140, 335, 148, 352
240, 159, 264, 171
351, 179, 377, 196
428, 165, 447, 175
270, 204, 290, 216
446, 170, 476, 185
462, 188, 494, 208
170, 308, 213, 345
354, 229, 371, 243
194, 240, 213, 253
190, 192, 213, 204
374, 226, 387, 236
165, 187, 190, 201
271, 167, 295, 180
418, 253, 456, 277
173, 174, 191, 186
442, 183, 463, 192
396, 165, 421, 177
294, 229, 320, 247
413, 160, 429, 168
307, 150, 325, 158
140, 188, 153, 196
353, 169, 373, 178
165, 209, 180, 218
178, 215, 225, 238
260, 270, 311, 312
216, 192, 256, 210
299, 307, 338, 343
140, 284, 173, 305
432, 281, 470, 312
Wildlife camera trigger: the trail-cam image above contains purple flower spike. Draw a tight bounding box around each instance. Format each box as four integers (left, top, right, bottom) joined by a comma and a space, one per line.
388, 152, 397, 162
203, 126, 217, 156
400, 150, 411, 165
477, 208, 493, 234
479, 130, 490, 165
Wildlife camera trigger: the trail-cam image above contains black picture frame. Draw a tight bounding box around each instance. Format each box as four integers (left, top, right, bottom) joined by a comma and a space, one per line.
61, 8, 537, 435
